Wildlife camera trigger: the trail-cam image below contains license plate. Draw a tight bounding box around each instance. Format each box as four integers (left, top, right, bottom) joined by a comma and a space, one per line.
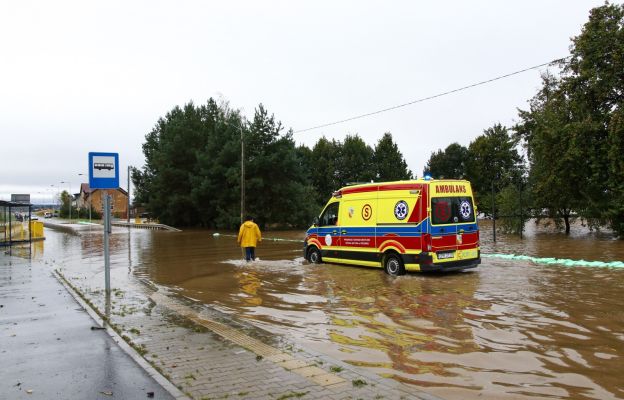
459, 249, 478, 260
437, 251, 455, 260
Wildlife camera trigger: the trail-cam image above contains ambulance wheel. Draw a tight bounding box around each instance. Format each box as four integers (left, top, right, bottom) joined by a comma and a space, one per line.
307, 247, 322, 264
384, 254, 405, 276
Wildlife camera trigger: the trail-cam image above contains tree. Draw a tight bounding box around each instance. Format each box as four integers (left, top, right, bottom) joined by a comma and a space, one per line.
190, 100, 242, 228
607, 107, 624, 235
424, 142, 468, 179
244, 104, 316, 228
134, 99, 315, 228
563, 2, 624, 235
309, 137, 343, 206
516, 74, 585, 234
516, 3, 624, 235
137, 101, 213, 226
465, 124, 524, 216
566, 3, 624, 116
337, 134, 376, 185
374, 133, 412, 181
496, 183, 531, 235
309, 133, 409, 207
59, 190, 72, 218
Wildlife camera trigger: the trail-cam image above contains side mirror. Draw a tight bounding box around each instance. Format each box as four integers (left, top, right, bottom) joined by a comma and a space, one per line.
313, 216, 319, 227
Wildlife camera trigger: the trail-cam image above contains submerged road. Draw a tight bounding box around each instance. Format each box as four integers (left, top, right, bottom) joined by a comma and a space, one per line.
25, 220, 624, 400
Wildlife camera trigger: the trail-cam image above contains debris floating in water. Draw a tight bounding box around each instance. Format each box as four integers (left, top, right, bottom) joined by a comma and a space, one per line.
212, 233, 220, 237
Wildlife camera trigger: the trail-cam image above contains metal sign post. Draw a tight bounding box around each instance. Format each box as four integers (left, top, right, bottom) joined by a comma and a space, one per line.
88, 152, 120, 296
103, 194, 111, 294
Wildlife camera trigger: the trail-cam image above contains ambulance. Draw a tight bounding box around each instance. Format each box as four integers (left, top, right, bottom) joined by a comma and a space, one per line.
303, 179, 480, 275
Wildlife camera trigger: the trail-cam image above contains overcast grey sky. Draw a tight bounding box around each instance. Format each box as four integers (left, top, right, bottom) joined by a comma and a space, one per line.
0, 0, 609, 202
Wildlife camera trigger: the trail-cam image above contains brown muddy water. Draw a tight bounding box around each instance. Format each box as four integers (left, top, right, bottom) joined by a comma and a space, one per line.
31, 220, 624, 399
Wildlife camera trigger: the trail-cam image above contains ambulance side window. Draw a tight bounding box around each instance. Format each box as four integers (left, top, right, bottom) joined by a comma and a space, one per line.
320, 202, 339, 226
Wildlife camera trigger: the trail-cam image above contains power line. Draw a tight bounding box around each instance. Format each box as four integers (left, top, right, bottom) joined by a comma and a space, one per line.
293, 57, 570, 134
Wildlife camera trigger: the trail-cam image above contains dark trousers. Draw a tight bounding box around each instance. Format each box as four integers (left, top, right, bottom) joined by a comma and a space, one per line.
245, 247, 256, 261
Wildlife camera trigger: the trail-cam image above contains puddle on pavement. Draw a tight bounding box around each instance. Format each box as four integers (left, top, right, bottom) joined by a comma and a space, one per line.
33, 220, 624, 400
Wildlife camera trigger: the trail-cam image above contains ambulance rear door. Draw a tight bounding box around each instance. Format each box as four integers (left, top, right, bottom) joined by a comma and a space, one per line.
429, 195, 476, 261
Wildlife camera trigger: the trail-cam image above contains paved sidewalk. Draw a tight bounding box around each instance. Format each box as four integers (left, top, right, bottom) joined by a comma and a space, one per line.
0, 255, 180, 400
52, 262, 441, 400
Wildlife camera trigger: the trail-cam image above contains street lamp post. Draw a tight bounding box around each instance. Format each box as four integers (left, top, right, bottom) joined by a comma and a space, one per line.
50, 184, 59, 213
60, 181, 72, 222
45, 188, 55, 209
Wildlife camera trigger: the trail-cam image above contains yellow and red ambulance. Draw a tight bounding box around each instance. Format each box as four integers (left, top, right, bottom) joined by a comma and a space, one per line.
304, 179, 480, 275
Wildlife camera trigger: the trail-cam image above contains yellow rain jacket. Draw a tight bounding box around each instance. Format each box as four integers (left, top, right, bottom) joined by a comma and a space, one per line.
238, 221, 262, 248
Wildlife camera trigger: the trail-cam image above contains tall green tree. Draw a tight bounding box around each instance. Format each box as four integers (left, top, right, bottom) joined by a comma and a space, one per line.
607, 107, 624, 235
59, 190, 72, 218
566, 3, 624, 116
190, 100, 242, 228
374, 133, 412, 180
465, 124, 524, 216
563, 2, 624, 234
244, 104, 316, 228
337, 134, 376, 185
516, 74, 584, 234
516, 2, 624, 235
309, 137, 342, 206
424, 142, 468, 179
137, 101, 212, 226
134, 99, 315, 228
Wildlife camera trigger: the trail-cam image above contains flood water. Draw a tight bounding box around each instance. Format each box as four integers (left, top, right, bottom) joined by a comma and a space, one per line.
32, 220, 624, 399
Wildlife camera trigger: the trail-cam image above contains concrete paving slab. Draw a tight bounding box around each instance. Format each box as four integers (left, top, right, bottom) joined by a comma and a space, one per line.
0, 255, 179, 400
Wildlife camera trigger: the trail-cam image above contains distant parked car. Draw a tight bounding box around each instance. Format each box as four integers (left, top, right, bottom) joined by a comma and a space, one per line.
44, 212, 52, 219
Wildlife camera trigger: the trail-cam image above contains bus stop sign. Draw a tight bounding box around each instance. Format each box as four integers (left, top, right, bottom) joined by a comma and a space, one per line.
89, 152, 119, 189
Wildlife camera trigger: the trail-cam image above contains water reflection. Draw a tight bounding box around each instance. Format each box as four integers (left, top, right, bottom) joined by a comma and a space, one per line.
37, 222, 624, 400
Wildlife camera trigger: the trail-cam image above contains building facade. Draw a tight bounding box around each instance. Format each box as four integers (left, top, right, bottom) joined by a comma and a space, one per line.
78, 184, 128, 219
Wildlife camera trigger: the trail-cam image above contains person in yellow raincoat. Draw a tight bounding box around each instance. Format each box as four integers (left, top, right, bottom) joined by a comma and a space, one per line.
237, 216, 262, 261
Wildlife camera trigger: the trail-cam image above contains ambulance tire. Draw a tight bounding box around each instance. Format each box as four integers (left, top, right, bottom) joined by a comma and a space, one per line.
307, 247, 322, 264
384, 253, 405, 276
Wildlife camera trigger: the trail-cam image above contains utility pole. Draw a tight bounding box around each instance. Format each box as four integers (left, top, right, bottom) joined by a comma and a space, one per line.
491, 180, 496, 242
519, 182, 523, 239
78, 173, 92, 223
50, 184, 59, 212
240, 122, 245, 224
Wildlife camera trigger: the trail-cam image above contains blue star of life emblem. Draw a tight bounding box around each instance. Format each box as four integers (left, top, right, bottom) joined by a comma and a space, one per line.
394, 200, 409, 220
460, 200, 472, 219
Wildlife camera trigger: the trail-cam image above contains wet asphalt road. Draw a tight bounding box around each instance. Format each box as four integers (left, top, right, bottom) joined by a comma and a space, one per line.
0, 255, 175, 400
